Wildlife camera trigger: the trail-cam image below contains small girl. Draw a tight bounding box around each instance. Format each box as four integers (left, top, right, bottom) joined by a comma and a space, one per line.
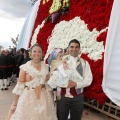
47, 48, 83, 99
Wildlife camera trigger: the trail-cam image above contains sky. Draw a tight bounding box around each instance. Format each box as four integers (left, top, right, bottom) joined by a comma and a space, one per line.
0, 0, 31, 48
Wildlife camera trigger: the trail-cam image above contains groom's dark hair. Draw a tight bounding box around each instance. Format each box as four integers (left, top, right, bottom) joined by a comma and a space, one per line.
68, 39, 80, 48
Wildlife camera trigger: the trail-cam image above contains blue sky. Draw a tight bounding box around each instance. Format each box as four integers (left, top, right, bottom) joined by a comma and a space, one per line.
0, 0, 30, 48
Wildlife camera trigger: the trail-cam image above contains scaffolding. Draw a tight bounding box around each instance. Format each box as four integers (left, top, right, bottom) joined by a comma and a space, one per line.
84, 98, 120, 120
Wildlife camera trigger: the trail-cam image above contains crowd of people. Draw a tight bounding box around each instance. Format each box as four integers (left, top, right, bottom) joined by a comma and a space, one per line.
0, 48, 30, 90
2, 39, 93, 120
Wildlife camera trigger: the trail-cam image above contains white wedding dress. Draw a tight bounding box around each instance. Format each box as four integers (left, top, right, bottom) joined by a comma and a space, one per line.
8, 61, 57, 120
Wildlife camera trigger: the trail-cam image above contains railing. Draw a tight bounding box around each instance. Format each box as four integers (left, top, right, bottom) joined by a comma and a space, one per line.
84, 98, 120, 120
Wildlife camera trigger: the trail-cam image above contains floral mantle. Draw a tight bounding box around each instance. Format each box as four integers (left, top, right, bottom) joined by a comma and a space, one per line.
30, 0, 113, 104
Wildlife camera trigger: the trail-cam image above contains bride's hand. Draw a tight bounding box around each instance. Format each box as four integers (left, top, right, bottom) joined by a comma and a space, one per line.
45, 73, 50, 82
10, 104, 17, 114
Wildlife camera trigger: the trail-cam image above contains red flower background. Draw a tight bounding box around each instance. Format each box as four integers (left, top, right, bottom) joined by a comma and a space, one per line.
30, 0, 113, 104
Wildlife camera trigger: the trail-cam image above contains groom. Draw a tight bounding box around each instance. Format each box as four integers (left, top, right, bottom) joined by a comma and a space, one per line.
56, 39, 93, 120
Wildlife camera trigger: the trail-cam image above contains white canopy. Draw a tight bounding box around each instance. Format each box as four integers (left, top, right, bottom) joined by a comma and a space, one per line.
17, 0, 41, 50
102, 0, 120, 107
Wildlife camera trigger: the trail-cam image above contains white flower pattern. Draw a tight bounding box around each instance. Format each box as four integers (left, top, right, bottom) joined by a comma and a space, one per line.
31, 17, 107, 61
45, 17, 107, 61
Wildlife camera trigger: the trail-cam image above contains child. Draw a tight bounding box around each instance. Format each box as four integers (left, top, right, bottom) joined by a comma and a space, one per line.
47, 48, 83, 99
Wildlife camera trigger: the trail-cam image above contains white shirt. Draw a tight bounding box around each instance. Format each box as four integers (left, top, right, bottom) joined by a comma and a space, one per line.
68, 55, 93, 89
69, 55, 78, 70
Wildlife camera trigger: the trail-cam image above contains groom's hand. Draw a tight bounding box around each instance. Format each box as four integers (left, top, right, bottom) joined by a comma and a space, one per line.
67, 80, 77, 88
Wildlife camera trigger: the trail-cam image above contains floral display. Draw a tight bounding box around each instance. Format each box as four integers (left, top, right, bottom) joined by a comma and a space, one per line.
30, 0, 113, 104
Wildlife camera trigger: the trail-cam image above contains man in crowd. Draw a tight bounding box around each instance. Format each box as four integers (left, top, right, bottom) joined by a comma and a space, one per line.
0, 49, 8, 90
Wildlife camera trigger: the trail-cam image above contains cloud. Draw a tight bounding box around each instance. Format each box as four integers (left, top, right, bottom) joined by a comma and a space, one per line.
0, 0, 30, 18
0, 41, 13, 48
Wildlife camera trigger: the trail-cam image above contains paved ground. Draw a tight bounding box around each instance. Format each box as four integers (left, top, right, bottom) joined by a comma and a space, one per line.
0, 82, 15, 120
0, 82, 114, 120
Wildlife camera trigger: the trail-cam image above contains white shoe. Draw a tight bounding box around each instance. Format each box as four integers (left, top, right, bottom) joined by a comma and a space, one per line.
65, 93, 73, 98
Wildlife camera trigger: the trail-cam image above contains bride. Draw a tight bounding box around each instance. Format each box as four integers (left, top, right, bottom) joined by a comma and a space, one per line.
6, 43, 57, 120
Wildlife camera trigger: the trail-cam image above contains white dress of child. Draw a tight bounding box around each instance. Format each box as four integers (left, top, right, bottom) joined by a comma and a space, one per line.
47, 61, 83, 89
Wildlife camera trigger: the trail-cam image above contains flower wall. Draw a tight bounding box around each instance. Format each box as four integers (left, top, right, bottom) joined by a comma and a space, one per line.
30, 0, 113, 104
